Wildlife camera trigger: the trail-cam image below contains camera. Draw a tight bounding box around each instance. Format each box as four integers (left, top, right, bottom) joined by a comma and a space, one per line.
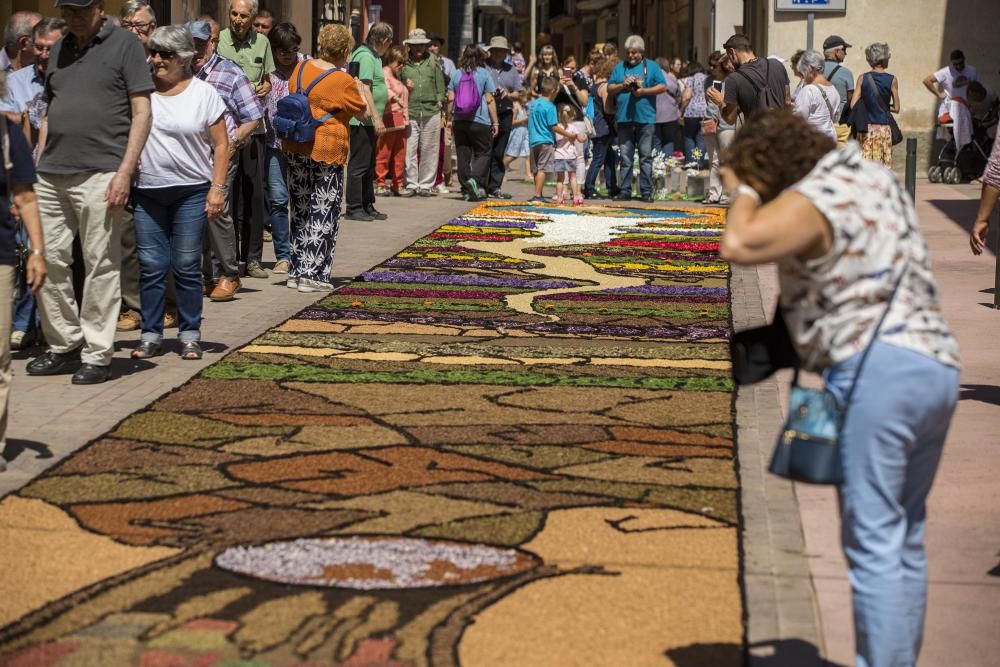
625, 78, 641, 92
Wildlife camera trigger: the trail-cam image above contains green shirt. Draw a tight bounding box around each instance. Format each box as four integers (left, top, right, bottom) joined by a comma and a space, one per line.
401, 54, 446, 118
350, 45, 386, 127
217, 28, 274, 134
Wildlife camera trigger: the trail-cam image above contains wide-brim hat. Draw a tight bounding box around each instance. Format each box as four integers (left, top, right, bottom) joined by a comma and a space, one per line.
488, 36, 509, 51
405, 28, 430, 45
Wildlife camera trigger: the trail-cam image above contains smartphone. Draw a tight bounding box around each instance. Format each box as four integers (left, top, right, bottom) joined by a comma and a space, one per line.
562, 67, 573, 78
347, 61, 360, 78
713, 81, 723, 92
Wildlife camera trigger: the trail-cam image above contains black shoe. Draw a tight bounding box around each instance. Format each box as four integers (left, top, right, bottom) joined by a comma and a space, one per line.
26, 348, 82, 376
365, 207, 388, 220
612, 192, 632, 201
640, 194, 654, 203
71, 363, 111, 385
344, 210, 375, 221
488, 190, 513, 199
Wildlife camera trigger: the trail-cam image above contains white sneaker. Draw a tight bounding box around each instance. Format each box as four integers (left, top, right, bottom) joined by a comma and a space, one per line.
433, 184, 450, 194
297, 278, 335, 293
286, 277, 298, 289
10, 331, 25, 350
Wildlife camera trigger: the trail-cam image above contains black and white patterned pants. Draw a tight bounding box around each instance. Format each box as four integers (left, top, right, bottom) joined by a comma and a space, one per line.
286, 152, 343, 286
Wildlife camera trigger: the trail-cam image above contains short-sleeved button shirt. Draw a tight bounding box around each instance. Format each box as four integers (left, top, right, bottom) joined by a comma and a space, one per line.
608, 57, 667, 125
0, 65, 44, 114
528, 97, 558, 146
485, 60, 522, 112
216, 28, 273, 135
39, 18, 154, 174
823, 60, 854, 118
350, 45, 387, 127
448, 67, 496, 126
1, 118, 37, 266
784, 143, 960, 371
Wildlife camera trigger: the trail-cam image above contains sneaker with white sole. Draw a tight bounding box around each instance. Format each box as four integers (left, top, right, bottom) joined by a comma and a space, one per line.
297, 278, 335, 293
432, 184, 450, 195
286, 277, 298, 289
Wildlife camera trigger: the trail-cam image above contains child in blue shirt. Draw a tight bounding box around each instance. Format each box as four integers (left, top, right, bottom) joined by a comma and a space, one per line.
527, 77, 586, 202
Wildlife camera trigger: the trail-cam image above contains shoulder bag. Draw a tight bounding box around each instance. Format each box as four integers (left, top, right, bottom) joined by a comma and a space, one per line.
869, 73, 904, 145
768, 266, 906, 485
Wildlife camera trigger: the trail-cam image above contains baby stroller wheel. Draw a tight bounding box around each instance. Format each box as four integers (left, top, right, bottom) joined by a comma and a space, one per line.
946, 166, 962, 184
927, 165, 943, 183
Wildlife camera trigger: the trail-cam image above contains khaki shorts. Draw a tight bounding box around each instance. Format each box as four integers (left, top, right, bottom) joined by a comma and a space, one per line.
530, 144, 555, 173
835, 123, 851, 145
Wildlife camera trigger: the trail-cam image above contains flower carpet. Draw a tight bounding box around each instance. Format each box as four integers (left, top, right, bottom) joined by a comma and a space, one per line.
0, 201, 742, 666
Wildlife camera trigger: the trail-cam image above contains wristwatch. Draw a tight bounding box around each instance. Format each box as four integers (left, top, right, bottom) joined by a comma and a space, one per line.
30, 248, 44, 257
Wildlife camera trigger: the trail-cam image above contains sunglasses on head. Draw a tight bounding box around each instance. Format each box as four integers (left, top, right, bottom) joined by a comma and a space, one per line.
149, 49, 177, 60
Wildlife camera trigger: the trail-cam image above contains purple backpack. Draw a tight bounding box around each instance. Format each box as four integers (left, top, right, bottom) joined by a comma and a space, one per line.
453, 69, 481, 119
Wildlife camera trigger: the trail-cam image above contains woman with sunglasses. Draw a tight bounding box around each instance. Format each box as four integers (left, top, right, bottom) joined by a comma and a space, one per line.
131, 25, 228, 361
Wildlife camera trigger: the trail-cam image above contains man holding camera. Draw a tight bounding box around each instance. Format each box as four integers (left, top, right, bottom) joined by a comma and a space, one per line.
607, 35, 666, 202
485, 36, 522, 199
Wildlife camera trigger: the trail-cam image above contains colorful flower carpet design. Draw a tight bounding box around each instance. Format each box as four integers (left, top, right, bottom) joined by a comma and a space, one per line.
0, 202, 742, 666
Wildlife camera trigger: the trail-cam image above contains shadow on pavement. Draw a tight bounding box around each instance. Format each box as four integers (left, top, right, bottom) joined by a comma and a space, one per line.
926, 199, 981, 236
960, 384, 1000, 406
3, 439, 53, 463
665, 639, 846, 667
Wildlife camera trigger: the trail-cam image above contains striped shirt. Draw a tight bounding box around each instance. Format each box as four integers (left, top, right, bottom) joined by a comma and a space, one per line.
195, 52, 263, 139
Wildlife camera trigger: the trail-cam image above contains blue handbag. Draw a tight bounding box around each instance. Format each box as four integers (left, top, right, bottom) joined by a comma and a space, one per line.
768, 268, 905, 485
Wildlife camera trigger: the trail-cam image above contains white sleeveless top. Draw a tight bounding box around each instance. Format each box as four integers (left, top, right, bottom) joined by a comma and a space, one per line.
779, 143, 960, 371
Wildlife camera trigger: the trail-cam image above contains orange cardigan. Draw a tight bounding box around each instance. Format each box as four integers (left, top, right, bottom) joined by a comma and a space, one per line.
283, 60, 366, 165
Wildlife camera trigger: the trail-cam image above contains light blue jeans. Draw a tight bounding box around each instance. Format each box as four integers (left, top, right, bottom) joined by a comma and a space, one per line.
266, 147, 291, 261
824, 341, 960, 667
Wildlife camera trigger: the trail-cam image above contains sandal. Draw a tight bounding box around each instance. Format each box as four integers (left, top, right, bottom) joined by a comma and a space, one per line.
131, 341, 160, 359
180, 341, 202, 360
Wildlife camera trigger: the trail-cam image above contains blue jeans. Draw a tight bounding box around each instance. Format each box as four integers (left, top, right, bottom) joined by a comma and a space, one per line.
266, 147, 290, 261
653, 120, 679, 156
683, 117, 707, 167
824, 341, 959, 667
12, 224, 38, 334
617, 122, 655, 197
584, 133, 618, 197
133, 185, 208, 344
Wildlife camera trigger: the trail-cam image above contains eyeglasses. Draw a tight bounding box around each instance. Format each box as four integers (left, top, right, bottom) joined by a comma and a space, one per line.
276, 47, 300, 56
122, 21, 152, 33
149, 49, 177, 60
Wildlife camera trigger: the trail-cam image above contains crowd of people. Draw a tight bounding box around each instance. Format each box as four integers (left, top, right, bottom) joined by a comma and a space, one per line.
1, 3, 997, 667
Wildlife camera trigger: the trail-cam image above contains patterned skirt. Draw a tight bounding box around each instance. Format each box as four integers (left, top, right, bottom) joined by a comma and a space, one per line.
862, 124, 893, 168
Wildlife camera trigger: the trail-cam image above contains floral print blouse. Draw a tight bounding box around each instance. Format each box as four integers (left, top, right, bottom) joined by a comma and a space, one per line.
779, 143, 960, 371
264, 69, 291, 150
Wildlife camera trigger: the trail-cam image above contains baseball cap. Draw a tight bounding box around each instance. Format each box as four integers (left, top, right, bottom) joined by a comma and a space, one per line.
426, 31, 444, 45
404, 28, 430, 45
186, 20, 212, 41
54, 0, 98, 6
822, 35, 852, 50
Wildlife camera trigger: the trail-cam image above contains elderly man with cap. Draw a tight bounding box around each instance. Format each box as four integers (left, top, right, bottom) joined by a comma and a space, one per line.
400, 28, 446, 197
217, 0, 274, 279
484, 36, 522, 199
188, 18, 263, 302
823, 34, 855, 144
25, 0, 152, 385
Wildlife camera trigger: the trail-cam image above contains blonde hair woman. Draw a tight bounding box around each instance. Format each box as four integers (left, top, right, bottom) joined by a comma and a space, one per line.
282, 24, 368, 292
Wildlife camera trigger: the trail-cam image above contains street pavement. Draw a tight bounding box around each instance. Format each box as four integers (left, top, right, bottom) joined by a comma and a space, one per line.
1, 171, 997, 664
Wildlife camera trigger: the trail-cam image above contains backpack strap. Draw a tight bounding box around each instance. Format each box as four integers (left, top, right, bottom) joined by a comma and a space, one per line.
303, 67, 339, 96
829, 64, 842, 81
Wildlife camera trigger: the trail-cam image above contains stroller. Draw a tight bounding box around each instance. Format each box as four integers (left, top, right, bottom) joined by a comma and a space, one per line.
928, 100, 997, 184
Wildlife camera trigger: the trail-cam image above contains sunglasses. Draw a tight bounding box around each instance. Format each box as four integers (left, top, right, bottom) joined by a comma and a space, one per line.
149, 49, 177, 60
276, 47, 300, 56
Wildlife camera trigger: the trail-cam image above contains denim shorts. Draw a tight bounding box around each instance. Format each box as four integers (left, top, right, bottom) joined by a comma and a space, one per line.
552, 159, 576, 174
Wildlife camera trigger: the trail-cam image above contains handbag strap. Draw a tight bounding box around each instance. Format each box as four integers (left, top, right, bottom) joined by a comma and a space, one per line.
841, 264, 908, 405
867, 73, 892, 112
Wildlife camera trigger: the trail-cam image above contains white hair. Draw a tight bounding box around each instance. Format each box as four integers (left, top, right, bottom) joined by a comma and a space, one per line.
624, 35, 645, 53
865, 42, 891, 68
149, 25, 195, 70
797, 49, 824, 77
231, 0, 259, 16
